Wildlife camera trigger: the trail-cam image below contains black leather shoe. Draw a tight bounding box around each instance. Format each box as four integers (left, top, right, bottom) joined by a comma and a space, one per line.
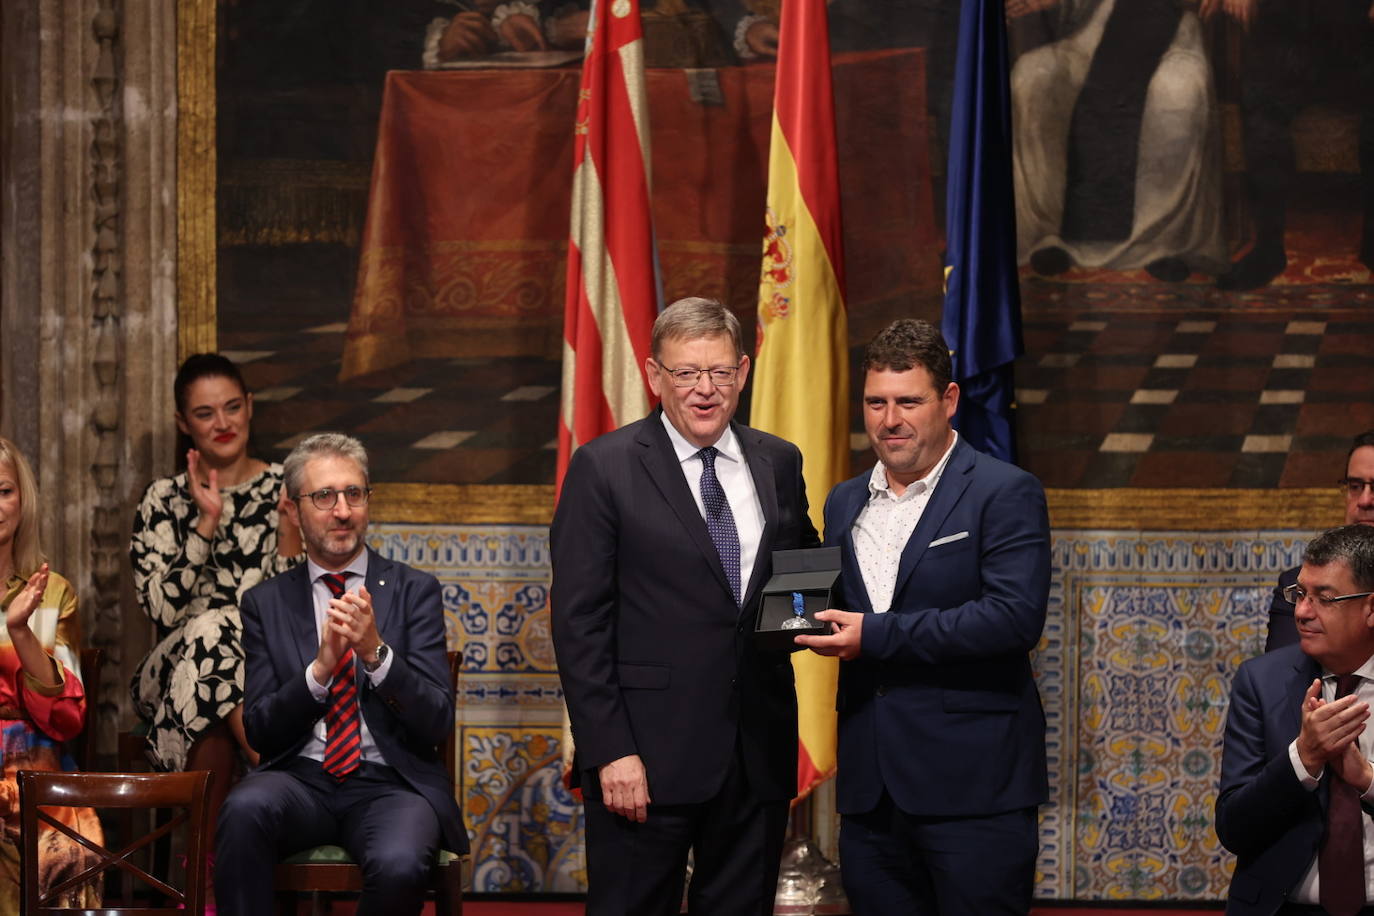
1145, 256, 1190, 282
1217, 246, 1286, 291
1030, 246, 1071, 276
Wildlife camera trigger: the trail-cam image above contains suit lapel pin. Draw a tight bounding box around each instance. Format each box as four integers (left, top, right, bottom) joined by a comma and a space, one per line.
379, 579, 385, 586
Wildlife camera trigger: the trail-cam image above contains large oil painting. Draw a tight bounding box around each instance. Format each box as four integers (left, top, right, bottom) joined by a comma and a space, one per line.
204, 0, 1374, 500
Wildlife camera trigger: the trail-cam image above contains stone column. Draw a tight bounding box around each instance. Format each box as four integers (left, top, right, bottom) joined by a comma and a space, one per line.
0, 0, 180, 760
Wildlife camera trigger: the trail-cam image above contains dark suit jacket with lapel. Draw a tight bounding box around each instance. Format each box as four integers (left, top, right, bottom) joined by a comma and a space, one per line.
1265, 566, 1300, 653
551, 409, 819, 805
824, 437, 1050, 817
240, 546, 469, 854
1216, 645, 1325, 916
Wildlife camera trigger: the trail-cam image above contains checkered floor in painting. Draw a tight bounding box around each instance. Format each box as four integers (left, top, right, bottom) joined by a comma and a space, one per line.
219, 245, 1374, 489
1015, 299, 1374, 488
223, 326, 562, 484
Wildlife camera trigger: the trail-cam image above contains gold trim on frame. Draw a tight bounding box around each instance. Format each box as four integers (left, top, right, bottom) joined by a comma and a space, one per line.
177, 0, 217, 360
373, 484, 556, 525
1046, 488, 1343, 532
366, 485, 1342, 530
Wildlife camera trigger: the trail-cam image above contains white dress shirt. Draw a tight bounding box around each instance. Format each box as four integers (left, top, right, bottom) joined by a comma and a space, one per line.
852, 432, 957, 614
300, 551, 393, 766
1287, 653, 1374, 905
660, 413, 765, 600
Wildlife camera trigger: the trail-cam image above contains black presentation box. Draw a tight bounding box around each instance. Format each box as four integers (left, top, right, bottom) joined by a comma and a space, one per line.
753, 546, 840, 651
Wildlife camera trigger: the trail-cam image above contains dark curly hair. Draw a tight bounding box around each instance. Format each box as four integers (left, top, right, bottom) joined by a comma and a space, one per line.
861, 319, 952, 391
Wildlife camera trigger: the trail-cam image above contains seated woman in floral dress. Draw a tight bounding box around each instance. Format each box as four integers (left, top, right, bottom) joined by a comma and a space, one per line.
129, 353, 301, 837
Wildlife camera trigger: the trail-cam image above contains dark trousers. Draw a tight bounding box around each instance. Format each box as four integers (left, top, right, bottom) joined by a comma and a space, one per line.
839, 792, 1039, 916
582, 745, 789, 916
214, 757, 441, 916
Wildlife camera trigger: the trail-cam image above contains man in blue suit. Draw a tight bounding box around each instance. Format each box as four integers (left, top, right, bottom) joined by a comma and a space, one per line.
1217, 524, 1374, 916
215, 433, 467, 915
796, 319, 1050, 915
1267, 433, 1374, 652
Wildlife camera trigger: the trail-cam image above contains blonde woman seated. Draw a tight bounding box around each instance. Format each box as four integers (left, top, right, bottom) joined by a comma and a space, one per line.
0, 437, 101, 912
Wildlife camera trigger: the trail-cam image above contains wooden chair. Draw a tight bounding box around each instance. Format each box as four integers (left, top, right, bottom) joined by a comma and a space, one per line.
273, 651, 465, 915
18, 769, 214, 915
71, 646, 103, 771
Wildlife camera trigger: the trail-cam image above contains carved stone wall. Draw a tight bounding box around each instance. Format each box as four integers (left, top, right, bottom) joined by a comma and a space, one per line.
0, 0, 179, 760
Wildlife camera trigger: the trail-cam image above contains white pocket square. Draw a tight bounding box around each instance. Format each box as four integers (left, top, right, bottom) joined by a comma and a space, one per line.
928, 531, 970, 548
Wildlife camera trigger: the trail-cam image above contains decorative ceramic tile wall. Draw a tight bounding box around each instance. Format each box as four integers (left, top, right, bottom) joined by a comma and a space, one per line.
370, 523, 1318, 900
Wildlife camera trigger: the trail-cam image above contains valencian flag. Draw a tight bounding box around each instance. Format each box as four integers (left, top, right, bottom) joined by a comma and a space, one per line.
940, 0, 1023, 464
750, 0, 849, 798
556, 0, 660, 491
557, 0, 660, 786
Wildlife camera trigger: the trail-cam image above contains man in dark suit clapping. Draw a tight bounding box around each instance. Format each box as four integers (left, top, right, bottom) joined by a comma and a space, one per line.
1267, 432, 1374, 652
215, 433, 466, 915
1218, 524, 1374, 915
552, 296, 818, 916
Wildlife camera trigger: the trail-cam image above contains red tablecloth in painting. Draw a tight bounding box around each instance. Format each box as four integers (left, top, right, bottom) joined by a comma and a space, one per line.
343, 49, 937, 378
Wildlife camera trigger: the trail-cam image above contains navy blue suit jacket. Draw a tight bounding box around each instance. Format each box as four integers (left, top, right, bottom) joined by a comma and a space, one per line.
551, 410, 819, 805
240, 546, 468, 854
824, 437, 1050, 817
1216, 645, 1325, 916
1265, 566, 1300, 652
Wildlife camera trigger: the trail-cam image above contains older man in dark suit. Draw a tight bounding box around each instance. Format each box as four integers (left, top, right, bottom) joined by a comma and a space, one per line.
551, 296, 818, 916
797, 319, 1050, 916
1218, 524, 1374, 916
1267, 432, 1374, 652
214, 433, 467, 916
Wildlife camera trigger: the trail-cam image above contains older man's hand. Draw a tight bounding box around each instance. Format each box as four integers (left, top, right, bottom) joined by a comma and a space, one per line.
1296, 678, 1369, 778
599, 754, 651, 823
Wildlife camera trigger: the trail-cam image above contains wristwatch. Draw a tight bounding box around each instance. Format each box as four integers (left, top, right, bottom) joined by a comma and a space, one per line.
362, 643, 389, 673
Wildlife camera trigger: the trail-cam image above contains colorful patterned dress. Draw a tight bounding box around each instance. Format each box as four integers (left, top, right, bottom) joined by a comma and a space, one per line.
129, 464, 299, 771
0, 571, 101, 913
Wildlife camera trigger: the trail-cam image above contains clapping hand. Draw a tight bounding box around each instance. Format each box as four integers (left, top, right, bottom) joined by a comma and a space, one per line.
5, 563, 48, 632
1296, 678, 1369, 779
187, 449, 223, 539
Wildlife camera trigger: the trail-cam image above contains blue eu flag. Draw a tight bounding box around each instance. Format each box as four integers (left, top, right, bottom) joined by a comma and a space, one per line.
940, 0, 1023, 465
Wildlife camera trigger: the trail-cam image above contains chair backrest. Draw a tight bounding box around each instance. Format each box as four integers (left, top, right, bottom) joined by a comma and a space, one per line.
18, 769, 213, 915
72, 646, 103, 771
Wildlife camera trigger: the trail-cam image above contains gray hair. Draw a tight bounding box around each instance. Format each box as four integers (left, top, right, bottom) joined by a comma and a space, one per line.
651, 297, 743, 361
1304, 524, 1374, 592
282, 433, 370, 498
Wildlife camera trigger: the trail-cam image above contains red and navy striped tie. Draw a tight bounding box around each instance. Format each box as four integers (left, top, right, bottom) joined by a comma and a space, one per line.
320, 573, 361, 780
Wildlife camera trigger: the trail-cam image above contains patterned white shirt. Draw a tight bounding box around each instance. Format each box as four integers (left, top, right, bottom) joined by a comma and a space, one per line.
852, 433, 958, 614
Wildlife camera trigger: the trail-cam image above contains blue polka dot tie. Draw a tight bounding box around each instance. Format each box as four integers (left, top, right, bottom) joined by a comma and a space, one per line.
320, 573, 361, 780
697, 447, 741, 606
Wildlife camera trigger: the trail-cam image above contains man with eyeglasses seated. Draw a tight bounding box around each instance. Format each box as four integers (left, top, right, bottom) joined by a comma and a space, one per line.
1218, 524, 1374, 916
552, 296, 819, 916
1268, 432, 1374, 651
214, 433, 467, 916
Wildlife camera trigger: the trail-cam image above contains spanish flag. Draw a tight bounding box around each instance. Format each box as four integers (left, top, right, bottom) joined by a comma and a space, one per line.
749, 0, 849, 798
